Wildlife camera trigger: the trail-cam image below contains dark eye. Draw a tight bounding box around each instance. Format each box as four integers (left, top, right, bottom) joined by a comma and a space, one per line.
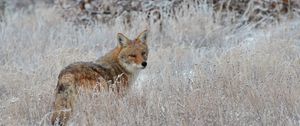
129, 54, 136, 58
141, 52, 146, 55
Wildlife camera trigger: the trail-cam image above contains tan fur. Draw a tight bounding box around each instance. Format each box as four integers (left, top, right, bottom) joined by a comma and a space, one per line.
51, 30, 149, 126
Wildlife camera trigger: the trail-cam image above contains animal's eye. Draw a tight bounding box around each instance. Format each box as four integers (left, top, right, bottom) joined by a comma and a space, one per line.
129, 54, 136, 58
141, 52, 146, 55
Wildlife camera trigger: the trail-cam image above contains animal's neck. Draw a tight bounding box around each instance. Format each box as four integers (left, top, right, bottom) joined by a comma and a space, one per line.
95, 47, 140, 91
97, 47, 137, 77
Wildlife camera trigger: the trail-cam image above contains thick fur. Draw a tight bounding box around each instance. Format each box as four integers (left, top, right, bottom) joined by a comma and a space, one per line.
51, 30, 149, 126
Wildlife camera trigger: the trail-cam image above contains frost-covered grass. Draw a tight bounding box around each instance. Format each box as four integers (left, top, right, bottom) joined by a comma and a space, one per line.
1, 4, 300, 126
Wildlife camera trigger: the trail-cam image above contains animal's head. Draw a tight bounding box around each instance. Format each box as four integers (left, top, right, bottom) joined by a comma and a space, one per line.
117, 30, 149, 73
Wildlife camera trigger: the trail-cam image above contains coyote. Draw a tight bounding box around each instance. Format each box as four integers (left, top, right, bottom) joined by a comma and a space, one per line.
51, 30, 149, 125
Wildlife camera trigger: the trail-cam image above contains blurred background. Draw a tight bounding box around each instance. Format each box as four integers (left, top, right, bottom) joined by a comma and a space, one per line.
1, 0, 299, 27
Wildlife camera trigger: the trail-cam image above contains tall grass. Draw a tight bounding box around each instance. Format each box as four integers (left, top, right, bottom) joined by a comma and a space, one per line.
0, 3, 300, 126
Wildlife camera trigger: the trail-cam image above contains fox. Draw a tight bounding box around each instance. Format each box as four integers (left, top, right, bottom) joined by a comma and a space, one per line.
51, 30, 149, 126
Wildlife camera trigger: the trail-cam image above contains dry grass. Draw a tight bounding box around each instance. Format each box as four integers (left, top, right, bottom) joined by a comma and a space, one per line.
1, 3, 300, 126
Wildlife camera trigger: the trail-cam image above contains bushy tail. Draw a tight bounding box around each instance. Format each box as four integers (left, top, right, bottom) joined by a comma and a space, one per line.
51, 82, 77, 126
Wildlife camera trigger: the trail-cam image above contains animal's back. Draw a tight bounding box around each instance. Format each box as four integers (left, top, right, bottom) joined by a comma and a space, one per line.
51, 62, 113, 125
57, 62, 113, 90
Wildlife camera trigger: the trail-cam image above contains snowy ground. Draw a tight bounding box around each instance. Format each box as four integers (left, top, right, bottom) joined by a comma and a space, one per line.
1, 3, 300, 126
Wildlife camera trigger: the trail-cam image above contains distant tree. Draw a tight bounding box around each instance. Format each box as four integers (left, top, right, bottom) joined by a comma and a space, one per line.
0, 0, 5, 21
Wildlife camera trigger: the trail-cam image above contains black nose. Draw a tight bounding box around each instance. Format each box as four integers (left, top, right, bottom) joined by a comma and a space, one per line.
141, 62, 147, 67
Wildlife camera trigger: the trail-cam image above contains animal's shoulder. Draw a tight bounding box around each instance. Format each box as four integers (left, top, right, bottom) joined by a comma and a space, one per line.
58, 62, 111, 77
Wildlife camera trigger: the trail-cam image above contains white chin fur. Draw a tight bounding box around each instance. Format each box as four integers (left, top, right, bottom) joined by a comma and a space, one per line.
122, 62, 142, 73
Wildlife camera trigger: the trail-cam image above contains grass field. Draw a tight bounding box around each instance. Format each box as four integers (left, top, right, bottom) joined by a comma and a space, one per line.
1, 2, 300, 126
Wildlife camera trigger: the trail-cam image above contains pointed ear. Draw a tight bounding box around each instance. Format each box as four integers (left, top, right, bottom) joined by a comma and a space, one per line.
137, 30, 148, 43
117, 33, 129, 47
